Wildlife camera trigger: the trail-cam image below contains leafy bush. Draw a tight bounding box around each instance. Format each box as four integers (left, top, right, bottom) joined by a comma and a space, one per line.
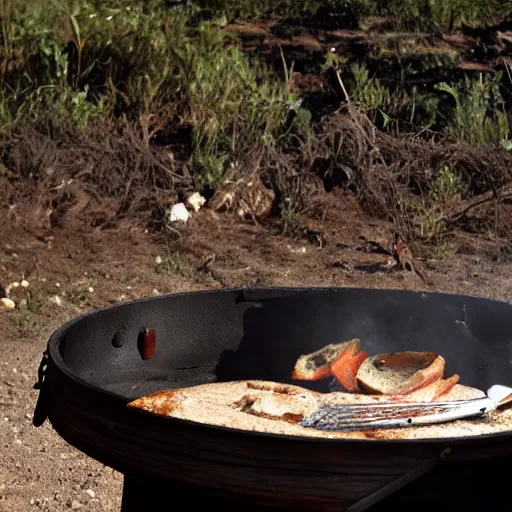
346, 62, 439, 131
194, 0, 322, 20
374, 0, 510, 31
195, 0, 370, 27
436, 73, 509, 146
0, 0, 310, 189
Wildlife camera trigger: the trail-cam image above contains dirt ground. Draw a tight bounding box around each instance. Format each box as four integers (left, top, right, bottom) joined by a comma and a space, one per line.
2, 191, 512, 511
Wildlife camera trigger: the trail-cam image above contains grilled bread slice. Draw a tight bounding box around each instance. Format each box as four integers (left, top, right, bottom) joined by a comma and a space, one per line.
291, 338, 368, 390
356, 351, 458, 397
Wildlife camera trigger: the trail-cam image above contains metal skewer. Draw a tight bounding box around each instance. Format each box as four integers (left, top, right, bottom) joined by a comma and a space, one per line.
299, 385, 512, 432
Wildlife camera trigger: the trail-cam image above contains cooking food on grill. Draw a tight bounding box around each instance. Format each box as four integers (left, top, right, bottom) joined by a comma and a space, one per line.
300, 384, 512, 432
128, 341, 509, 437
356, 351, 459, 399
291, 338, 367, 391
127, 380, 512, 440
391, 374, 460, 401
291, 342, 459, 399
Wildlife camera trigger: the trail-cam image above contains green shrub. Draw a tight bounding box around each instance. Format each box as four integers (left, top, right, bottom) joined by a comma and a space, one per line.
428, 165, 466, 203
436, 73, 509, 146
0, 1, 307, 184
346, 62, 439, 131
195, 0, 370, 26
194, 0, 321, 20
375, 0, 510, 31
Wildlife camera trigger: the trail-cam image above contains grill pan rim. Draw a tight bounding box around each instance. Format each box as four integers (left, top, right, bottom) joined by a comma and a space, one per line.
47, 285, 512, 445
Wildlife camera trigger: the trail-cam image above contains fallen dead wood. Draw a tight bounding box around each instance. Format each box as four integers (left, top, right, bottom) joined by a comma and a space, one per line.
444, 185, 512, 225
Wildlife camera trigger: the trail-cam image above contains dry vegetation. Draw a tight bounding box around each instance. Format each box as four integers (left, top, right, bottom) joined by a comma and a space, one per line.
1, 0, 512, 258
2, 5, 512, 509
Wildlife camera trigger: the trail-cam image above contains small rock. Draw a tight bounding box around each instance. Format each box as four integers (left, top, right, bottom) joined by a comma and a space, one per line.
287, 245, 307, 255
15, 439, 22, 444
0, 297, 16, 310
187, 192, 206, 212
21, 280, 29, 288
71, 500, 83, 509
85, 489, 95, 499
155, 255, 163, 265
50, 295, 62, 306
88, 287, 94, 293
30, 498, 34, 505
12, 367, 17, 373
168, 202, 190, 223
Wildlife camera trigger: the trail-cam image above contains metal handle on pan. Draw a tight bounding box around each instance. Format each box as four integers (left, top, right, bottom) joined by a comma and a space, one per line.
347, 448, 452, 512
33, 346, 50, 427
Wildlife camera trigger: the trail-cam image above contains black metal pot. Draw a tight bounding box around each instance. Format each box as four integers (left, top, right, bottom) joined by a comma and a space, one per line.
33, 287, 512, 511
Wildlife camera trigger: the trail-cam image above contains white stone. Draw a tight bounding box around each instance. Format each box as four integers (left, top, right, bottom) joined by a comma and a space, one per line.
168, 203, 190, 223
50, 295, 62, 306
187, 192, 206, 212
0, 298, 15, 310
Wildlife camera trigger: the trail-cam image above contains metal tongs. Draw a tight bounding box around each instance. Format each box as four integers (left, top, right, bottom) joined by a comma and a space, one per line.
299, 385, 512, 432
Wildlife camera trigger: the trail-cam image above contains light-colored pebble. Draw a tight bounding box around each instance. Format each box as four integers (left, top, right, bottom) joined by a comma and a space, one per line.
187, 192, 206, 212
0, 297, 15, 310
50, 295, 62, 306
